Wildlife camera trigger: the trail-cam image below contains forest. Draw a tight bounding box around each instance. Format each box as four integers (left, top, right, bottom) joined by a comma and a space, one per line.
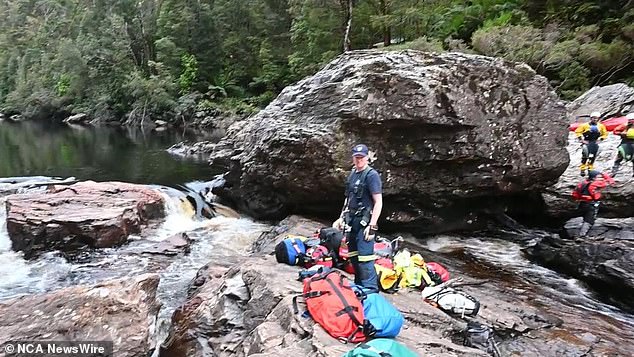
0, 0, 632, 125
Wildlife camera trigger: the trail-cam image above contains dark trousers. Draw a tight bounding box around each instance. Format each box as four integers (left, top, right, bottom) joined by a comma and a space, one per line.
346, 214, 378, 292
581, 141, 599, 165
577, 201, 599, 225
612, 143, 634, 176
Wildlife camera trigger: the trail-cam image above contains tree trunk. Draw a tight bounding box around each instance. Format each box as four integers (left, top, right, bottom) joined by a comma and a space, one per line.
141, 98, 148, 127
380, 0, 390, 47
343, 0, 353, 52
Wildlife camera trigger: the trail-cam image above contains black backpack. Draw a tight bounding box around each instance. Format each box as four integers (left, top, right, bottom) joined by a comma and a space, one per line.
463, 321, 500, 357
319, 227, 344, 266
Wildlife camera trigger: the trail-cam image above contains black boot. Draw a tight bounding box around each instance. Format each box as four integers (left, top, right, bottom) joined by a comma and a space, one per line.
355, 261, 379, 293
577, 222, 592, 240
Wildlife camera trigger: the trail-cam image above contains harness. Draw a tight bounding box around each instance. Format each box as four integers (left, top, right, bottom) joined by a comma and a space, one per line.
575, 181, 591, 197
573, 180, 594, 202
583, 124, 601, 141
345, 166, 375, 214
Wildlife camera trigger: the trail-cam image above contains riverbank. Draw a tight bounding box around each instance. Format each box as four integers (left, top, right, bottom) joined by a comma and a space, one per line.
1, 179, 633, 356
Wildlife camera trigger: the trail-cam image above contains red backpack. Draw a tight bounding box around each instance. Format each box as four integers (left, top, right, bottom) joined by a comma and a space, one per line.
572, 181, 592, 201
293, 270, 367, 343
426, 262, 450, 283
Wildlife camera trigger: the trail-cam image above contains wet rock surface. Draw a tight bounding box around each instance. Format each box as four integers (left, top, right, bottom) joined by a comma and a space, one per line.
525, 219, 634, 312
0, 274, 161, 357
159, 215, 608, 357
5, 181, 165, 258
208, 50, 569, 233
134, 233, 193, 256
167, 141, 216, 160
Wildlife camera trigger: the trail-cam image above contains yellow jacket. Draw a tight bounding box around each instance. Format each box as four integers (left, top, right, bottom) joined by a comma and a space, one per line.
575, 122, 608, 141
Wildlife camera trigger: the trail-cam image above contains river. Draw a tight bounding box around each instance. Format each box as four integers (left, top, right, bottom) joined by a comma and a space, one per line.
416, 232, 634, 355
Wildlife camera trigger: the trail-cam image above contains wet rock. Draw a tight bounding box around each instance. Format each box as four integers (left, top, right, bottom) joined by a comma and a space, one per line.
160, 215, 595, 357
62, 113, 89, 125
160, 256, 488, 357
525, 225, 634, 311
208, 50, 568, 233
167, 141, 216, 159
138, 233, 192, 256
186, 264, 231, 298
566, 83, 634, 122
542, 133, 634, 220
0, 176, 77, 196
5, 181, 165, 258
562, 217, 634, 240
0, 274, 161, 357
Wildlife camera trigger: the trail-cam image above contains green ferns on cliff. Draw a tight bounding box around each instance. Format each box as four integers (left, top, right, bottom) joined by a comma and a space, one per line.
0, 0, 632, 124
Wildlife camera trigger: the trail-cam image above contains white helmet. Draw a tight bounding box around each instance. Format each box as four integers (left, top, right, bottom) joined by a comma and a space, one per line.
590, 111, 601, 118
627, 113, 634, 122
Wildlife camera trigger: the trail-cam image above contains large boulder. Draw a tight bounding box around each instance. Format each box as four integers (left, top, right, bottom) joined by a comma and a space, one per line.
5, 181, 165, 258
566, 83, 634, 122
0, 274, 161, 357
209, 50, 568, 233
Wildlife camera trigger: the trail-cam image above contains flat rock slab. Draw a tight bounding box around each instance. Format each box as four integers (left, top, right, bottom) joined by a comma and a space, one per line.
0, 274, 161, 357
5, 181, 165, 258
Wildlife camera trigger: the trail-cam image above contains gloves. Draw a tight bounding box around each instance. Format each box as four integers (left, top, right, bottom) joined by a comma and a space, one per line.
363, 226, 377, 241
332, 217, 345, 231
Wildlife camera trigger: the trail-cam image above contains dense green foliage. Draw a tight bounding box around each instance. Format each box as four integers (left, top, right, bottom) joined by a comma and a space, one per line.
0, 0, 632, 124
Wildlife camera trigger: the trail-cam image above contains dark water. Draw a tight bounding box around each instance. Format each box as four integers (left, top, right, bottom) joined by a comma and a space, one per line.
0, 120, 223, 185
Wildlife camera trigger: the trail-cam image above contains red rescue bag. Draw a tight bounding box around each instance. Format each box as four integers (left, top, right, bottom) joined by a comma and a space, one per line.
293, 270, 367, 343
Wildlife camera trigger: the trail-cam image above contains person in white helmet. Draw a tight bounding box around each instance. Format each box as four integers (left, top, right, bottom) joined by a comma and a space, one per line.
574, 111, 608, 176
610, 113, 634, 177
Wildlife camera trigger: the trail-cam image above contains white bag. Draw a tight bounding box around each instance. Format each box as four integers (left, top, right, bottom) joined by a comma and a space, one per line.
422, 286, 480, 317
